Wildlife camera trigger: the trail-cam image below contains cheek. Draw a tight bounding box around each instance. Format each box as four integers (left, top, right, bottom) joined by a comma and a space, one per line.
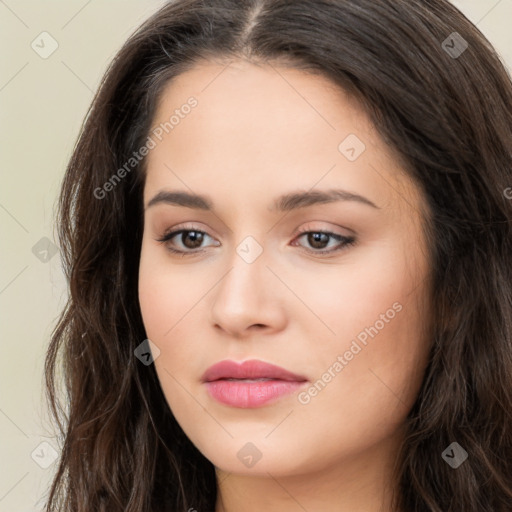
138, 244, 198, 337
293, 288, 428, 458
138, 243, 212, 379
299, 237, 430, 405
138, 249, 202, 417
138, 265, 169, 339
290, 237, 421, 341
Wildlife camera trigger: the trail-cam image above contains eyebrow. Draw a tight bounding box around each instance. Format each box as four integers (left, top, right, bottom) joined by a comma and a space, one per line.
145, 188, 380, 212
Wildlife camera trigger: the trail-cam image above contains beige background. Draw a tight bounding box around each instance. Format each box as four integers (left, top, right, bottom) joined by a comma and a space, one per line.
1, 1, 511, 510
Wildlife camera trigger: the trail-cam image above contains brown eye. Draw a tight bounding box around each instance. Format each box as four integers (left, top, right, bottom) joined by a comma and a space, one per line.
176, 230, 204, 249
293, 230, 356, 255
156, 227, 220, 255
306, 232, 330, 250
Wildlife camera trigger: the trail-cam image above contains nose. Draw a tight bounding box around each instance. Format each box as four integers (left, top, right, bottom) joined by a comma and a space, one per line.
209, 243, 287, 339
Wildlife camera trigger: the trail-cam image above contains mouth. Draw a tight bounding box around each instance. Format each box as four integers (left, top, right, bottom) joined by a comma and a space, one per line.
202, 359, 308, 408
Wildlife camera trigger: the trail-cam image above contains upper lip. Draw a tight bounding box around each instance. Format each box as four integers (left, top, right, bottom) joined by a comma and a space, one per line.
201, 359, 308, 383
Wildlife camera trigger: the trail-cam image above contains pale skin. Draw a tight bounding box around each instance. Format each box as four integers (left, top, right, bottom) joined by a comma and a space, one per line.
138, 58, 433, 512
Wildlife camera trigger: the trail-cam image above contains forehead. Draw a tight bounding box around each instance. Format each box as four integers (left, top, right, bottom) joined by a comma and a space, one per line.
143, 59, 422, 217
150, 59, 370, 152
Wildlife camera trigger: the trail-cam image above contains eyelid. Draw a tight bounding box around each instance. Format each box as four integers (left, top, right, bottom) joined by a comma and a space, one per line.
158, 222, 211, 239
293, 221, 354, 237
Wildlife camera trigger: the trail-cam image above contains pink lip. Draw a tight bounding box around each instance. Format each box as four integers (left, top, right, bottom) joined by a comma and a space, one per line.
202, 359, 307, 383
202, 359, 308, 408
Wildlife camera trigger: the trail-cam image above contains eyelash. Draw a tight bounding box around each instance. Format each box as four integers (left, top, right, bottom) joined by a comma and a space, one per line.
155, 224, 356, 257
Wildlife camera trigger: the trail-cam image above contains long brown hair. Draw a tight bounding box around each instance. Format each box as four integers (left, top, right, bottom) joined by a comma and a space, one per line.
44, 0, 512, 510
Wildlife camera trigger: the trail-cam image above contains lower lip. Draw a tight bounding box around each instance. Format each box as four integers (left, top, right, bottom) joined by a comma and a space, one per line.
204, 379, 307, 408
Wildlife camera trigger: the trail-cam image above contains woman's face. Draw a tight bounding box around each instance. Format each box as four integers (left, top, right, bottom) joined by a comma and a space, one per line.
138, 59, 432, 477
